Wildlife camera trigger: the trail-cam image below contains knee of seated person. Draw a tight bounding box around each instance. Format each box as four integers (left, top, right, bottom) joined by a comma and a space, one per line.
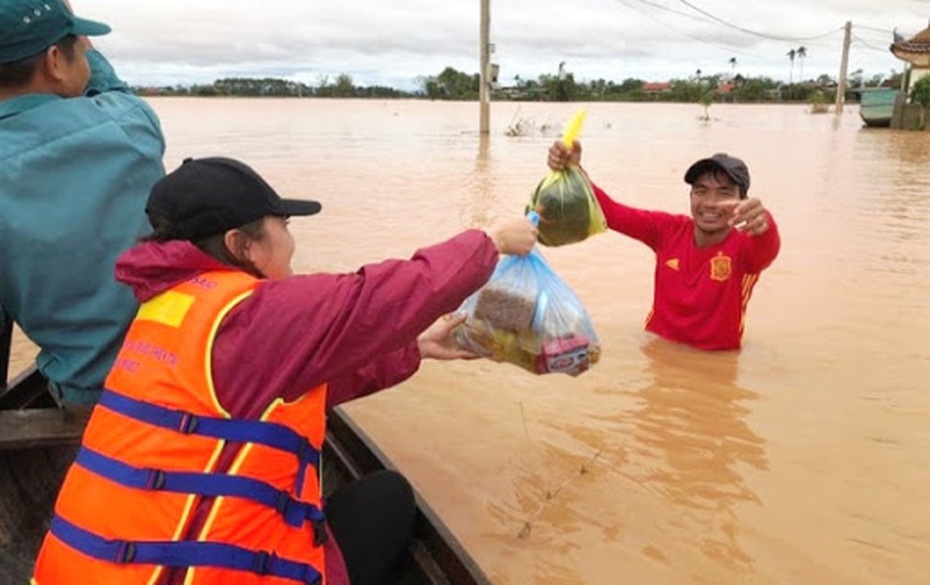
375, 470, 414, 505
372, 470, 416, 528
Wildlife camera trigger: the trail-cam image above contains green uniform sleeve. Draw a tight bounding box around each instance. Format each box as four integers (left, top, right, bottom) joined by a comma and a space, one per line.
83, 49, 130, 96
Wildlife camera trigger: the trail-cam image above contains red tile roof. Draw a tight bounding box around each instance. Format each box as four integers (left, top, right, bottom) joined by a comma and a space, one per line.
643, 82, 671, 92
891, 26, 930, 55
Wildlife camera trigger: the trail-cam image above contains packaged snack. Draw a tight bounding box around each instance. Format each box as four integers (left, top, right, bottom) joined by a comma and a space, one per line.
455, 248, 601, 377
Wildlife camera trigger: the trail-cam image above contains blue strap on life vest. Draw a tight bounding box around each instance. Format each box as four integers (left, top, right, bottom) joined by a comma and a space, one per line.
49, 515, 322, 584
98, 390, 318, 496
74, 447, 327, 545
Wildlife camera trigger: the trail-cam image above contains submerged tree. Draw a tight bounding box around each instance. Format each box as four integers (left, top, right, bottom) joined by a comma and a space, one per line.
699, 90, 715, 121
420, 67, 480, 100
332, 74, 355, 98
808, 90, 829, 114
849, 68, 864, 88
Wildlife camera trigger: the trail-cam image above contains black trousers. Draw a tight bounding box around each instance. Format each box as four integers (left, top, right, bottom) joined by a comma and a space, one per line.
326, 470, 417, 585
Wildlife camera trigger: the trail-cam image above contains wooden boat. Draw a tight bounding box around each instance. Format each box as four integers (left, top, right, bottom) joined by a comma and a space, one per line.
857, 88, 902, 127
0, 315, 490, 584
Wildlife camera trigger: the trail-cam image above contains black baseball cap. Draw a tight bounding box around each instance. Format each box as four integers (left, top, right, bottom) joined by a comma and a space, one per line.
146, 157, 321, 241
684, 153, 751, 195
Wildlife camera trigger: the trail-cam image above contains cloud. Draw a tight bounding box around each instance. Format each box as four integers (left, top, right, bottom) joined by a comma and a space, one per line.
78, 0, 926, 89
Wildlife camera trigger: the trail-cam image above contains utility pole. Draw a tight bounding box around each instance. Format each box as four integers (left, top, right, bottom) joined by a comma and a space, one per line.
835, 21, 852, 115
479, 0, 490, 134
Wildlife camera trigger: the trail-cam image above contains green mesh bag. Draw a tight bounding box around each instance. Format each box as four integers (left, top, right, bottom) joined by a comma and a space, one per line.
526, 109, 607, 247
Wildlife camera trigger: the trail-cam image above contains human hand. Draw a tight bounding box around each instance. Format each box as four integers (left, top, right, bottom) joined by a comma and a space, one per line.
547, 140, 582, 171
486, 216, 537, 256
417, 314, 479, 361
722, 198, 770, 236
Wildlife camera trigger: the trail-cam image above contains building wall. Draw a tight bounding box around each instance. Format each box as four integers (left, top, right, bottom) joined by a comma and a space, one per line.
893, 103, 929, 130
907, 67, 930, 93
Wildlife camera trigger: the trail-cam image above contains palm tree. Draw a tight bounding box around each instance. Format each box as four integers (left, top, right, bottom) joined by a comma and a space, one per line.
796, 46, 807, 81
729, 57, 737, 76
787, 48, 797, 83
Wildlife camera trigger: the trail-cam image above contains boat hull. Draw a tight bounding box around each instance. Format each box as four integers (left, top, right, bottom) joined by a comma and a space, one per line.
0, 368, 490, 585
858, 88, 902, 128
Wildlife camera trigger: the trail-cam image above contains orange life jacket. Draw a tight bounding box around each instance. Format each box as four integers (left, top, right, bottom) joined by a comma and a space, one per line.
33, 270, 328, 585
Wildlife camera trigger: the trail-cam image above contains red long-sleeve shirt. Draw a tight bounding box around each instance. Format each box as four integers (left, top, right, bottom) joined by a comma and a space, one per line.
591, 182, 780, 350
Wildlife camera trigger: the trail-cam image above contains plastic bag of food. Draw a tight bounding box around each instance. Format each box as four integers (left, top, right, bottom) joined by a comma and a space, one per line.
455, 247, 601, 377
527, 109, 607, 246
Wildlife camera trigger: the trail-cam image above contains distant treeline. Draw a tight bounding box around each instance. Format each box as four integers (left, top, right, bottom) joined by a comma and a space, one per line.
134, 66, 899, 104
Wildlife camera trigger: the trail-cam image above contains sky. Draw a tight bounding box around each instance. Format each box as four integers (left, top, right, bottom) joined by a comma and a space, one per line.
76, 0, 930, 91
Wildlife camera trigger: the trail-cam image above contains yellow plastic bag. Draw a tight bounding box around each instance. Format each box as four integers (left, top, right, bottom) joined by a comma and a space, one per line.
527, 109, 607, 246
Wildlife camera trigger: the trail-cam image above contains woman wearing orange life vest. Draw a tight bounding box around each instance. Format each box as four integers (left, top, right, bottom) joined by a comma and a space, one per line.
32, 156, 537, 585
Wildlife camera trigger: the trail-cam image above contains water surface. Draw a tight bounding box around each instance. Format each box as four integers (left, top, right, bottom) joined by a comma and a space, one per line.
11, 98, 929, 584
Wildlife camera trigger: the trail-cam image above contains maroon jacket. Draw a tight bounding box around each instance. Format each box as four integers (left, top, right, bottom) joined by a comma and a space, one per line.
114, 230, 499, 585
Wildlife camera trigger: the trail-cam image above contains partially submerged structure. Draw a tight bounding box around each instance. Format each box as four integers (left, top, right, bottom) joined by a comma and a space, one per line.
885, 23, 930, 129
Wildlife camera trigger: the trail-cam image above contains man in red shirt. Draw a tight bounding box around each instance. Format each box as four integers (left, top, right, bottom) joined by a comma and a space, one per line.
548, 141, 780, 350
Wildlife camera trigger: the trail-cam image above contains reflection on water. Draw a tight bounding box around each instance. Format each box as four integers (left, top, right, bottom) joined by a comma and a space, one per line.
9, 100, 930, 584
444, 337, 772, 584
618, 340, 766, 572
460, 134, 498, 229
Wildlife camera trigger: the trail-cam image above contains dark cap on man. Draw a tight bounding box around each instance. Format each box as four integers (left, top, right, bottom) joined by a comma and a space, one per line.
0, 0, 111, 63
684, 153, 751, 195
146, 157, 322, 241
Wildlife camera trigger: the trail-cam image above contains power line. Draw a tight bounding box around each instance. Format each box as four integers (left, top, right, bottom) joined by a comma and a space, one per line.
676, 0, 843, 42
854, 24, 895, 35
851, 34, 891, 54
607, 0, 896, 79
624, 0, 707, 22
614, 0, 834, 59
613, 0, 759, 58
852, 31, 895, 46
